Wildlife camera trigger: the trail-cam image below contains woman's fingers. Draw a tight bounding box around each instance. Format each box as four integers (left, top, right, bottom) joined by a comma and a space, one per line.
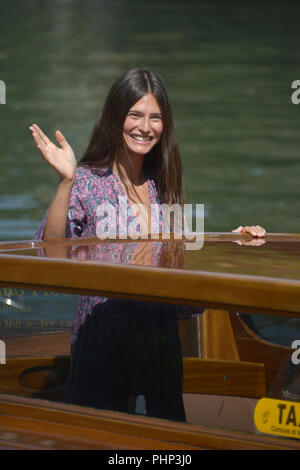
246, 225, 266, 237
29, 123, 77, 182
254, 225, 266, 237
29, 124, 60, 170
29, 126, 47, 157
30, 125, 69, 154
29, 124, 47, 151
232, 225, 266, 238
55, 130, 69, 150
232, 226, 243, 233
31, 123, 51, 146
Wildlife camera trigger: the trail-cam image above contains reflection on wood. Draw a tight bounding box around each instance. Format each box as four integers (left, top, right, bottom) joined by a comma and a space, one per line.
1, 235, 300, 448
0, 355, 265, 400
229, 313, 293, 399
2, 236, 300, 317
3, 331, 71, 356
201, 309, 239, 360
1, 393, 299, 450
0, 356, 69, 401
1, 311, 293, 400
0, 394, 199, 450
183, 358, 265, 397
178, 317, 201, 357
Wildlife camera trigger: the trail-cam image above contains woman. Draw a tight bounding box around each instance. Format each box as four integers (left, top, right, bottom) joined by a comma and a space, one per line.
30, 68, 265, 240
30, 68, 266, 420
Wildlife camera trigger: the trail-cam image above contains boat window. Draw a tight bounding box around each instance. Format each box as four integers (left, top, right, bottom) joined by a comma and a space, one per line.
1, 286, 300, 441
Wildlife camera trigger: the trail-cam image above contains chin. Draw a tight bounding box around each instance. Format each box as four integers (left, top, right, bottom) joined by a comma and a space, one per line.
124, 140, 157, 157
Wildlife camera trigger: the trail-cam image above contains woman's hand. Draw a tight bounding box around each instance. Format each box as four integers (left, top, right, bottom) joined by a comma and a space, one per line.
29, 123, 77, 182
232, 225, 266, 238
231, 225, 266, 247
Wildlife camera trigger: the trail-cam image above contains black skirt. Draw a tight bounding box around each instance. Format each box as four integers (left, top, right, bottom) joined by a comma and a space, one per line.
65, 297, 186, 422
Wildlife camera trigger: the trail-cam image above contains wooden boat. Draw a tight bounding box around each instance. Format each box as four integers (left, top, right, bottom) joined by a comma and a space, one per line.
0, 232, 300, 449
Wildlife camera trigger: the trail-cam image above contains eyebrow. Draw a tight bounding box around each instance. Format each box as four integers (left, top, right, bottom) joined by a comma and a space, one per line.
129, 110, 162, 117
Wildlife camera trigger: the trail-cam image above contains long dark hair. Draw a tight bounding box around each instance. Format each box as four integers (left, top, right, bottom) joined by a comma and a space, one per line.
79, 68, 183, 206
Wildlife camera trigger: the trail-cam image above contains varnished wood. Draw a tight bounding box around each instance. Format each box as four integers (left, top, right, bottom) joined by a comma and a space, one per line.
1, 317, 290, 399
1, 232, 300, 252
0, 356, 69, 400
229, 313, 293, 398
0, 355, 266, 399
201, 309, 239, 360
178, 317, 201, 357
0, 393, 299, 450
3, 323, 196, 359
183, 357, 265, 397
1, 234, 300, 448
1, 250, 300, 317
3, 331, 71, 356
0, 234, 300, 319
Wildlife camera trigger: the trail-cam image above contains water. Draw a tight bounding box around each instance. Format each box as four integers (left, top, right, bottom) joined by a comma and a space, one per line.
1, 1, 300, 351
1, 0, 300, 239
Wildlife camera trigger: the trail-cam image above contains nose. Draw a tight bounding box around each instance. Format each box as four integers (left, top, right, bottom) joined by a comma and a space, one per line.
139, 117, 151, 133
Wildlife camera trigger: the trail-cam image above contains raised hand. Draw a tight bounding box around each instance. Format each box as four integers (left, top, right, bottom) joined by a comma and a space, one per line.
29, 123, 77, 182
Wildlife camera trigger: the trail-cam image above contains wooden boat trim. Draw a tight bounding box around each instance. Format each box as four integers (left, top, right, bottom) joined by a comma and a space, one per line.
1, 234, 300, 448
0, 252, 300, 317
1, 232, 300, 251
1, 393, 300, 450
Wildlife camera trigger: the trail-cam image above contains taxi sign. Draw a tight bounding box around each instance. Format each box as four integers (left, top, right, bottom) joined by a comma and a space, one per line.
254, 397, 300, 439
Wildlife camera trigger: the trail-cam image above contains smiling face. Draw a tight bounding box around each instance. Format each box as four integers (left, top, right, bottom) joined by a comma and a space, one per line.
122, 93, 163, 157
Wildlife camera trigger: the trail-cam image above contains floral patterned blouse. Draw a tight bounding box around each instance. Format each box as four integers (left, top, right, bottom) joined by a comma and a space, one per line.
34, 166, 165, 343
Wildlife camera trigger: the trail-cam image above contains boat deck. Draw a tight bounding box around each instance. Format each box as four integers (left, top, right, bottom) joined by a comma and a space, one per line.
1, 233, 300, 449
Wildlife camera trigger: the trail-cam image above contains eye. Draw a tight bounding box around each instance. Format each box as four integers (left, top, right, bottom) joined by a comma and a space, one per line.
128, 112, 139, 118
151, 116, 162, 122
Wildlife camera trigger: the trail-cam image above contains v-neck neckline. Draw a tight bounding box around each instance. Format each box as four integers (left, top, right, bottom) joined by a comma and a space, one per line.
111, 167, 153, 203
110, 167, 155, 235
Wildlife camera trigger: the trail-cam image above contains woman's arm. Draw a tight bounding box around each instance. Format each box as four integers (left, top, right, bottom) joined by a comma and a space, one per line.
29, 124, 77, 240
43, 178, 75, 240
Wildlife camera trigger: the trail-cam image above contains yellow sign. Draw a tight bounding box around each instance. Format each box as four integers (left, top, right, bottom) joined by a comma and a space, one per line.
254, 397, 300, 439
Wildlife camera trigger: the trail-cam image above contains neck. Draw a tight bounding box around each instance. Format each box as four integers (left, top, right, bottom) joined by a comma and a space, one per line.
112, 150, 145, 186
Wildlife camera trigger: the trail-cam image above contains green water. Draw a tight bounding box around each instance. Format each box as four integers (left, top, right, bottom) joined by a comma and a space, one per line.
2, 1, 300, 425
1, 0, 300, 239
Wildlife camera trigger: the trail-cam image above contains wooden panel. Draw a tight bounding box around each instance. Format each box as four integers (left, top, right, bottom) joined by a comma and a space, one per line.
0, 415, 197, 450
229, 312, 293, 398
2, 318, 291, 400
1, 251, 300, 317
183, 358, 266, 398
0, 355, 265, 399
0, 393, 300, 450
178, 317, 201, 357
3, 331, 71, 357
0, 234, 299, 448
201, 309, 239, 360
0, 356, 69, 401
4, 323, 198, 360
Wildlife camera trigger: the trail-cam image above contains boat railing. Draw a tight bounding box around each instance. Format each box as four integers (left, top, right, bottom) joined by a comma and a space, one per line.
0, 233, 300, 449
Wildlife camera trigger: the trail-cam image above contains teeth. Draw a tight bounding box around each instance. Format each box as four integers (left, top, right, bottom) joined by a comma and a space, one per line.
132, 135, 152, 142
